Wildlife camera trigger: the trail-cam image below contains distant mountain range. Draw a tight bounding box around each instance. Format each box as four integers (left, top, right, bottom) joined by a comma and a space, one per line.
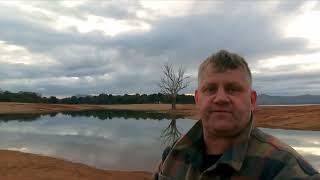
257, 94, 320, 105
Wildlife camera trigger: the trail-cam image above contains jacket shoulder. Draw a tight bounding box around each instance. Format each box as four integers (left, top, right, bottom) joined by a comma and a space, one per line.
248, 128, 318, 176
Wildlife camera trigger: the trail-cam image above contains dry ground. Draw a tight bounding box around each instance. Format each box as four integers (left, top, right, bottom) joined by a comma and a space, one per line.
254, 105, 320, 130
0, 150, 151, 180
0, 102, 320, 179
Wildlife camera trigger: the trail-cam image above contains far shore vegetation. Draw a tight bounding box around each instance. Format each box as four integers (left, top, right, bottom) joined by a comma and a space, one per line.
0, 90, 195, 105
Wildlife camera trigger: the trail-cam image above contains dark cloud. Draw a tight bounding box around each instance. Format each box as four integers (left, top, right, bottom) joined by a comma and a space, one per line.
0, 1, 319, 96
111, 4, 313, 70
254, 71, 320, 95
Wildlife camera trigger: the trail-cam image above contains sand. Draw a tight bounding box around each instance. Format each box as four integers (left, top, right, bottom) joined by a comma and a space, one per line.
0, 150, 151, 180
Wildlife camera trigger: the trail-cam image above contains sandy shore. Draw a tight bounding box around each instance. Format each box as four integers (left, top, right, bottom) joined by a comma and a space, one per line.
0, 150, 151, 180
0, 102, 319, 179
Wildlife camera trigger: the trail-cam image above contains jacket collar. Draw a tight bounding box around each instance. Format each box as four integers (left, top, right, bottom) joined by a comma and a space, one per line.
173, 116, 254, 172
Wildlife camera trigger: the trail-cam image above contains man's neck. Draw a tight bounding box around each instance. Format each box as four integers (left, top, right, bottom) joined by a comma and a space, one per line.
202, 117, 252, 155
203, 132, 234, 155
203, 127, 250, 155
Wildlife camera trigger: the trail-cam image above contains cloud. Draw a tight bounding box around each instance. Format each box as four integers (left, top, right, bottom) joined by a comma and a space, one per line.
0, 1, 319, 96
275, 0, 306, 14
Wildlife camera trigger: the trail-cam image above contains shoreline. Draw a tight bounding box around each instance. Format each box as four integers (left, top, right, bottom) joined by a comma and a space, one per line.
1, 102, 320, 130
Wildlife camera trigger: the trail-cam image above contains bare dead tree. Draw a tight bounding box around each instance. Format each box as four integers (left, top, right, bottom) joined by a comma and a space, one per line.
158, 63, 191, 110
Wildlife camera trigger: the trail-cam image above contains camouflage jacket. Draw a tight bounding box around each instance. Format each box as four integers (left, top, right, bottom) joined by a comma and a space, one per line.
154, 120, 320, 180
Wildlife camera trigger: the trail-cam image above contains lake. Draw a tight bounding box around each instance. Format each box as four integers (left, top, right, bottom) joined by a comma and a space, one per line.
0, 110, 319, 172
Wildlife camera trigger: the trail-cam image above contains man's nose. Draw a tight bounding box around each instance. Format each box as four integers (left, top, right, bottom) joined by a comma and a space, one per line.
212, 87, 230, 105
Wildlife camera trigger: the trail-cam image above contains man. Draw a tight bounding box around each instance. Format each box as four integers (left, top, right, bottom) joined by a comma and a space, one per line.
154, 50, 319, 179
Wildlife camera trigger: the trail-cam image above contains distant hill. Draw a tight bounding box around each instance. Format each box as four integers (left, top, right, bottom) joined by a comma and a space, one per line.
258, 94, 320, 105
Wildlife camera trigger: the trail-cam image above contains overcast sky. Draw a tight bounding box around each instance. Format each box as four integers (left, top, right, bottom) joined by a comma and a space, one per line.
0, 1, 319, 97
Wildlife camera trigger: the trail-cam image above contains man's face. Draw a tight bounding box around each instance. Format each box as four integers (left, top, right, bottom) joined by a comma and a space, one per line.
195, 65, 257, 137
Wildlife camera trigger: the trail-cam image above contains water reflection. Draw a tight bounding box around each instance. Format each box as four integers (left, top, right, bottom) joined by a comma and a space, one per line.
0, 113, 44, 122
0, 110, 186, 122
0, 111, 195, 172
0, 111, 319, 172
160, 119, 181, 146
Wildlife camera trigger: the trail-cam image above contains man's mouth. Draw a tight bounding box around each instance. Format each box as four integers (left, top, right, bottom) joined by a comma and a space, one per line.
212, 110, 231, 113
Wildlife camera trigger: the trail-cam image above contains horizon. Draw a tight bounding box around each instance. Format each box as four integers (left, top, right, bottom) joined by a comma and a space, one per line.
2, 89, 320, 99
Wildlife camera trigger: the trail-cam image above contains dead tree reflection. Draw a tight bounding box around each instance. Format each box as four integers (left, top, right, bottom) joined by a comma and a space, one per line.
160, 118, 182, 146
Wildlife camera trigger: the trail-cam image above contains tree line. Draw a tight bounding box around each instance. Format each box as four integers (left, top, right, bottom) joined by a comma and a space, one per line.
0, 63, 192, 109
0, 90, 194, 104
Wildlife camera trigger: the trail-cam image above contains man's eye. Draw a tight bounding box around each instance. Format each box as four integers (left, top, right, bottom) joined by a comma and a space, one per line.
203, 86, 216, 94
202, 86, 215, 94
227, 88, 236, 93
226, 85, 242, 94
207, 87, 214, 92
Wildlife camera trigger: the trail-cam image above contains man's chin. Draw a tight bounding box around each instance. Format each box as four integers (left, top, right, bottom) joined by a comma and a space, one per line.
212, 128, 239, 137
206, 124, 239, 137
211, 113, 233, 120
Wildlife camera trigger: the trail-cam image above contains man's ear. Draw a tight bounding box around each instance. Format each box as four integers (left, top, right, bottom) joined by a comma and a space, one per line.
194, 89, 199, 106
250, 90, 257, 111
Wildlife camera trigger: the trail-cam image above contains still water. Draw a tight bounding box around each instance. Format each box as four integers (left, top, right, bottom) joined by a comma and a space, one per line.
0, 110, 319, 172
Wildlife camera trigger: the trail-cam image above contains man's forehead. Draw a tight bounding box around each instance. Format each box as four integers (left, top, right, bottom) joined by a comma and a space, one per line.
204, 65, 245, 73
202, 66, 247, 77
200, 67, 251, 85
201, 78, 246, 85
